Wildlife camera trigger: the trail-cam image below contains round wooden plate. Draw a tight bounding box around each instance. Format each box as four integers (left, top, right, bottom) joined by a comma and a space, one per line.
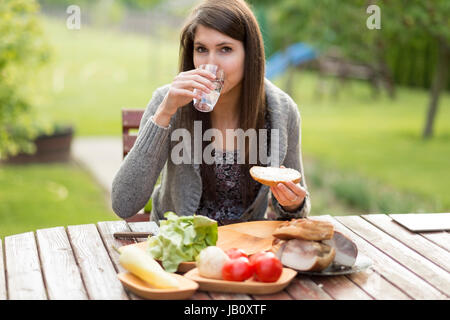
117, 272, 199, 300
183, 267, 297, 295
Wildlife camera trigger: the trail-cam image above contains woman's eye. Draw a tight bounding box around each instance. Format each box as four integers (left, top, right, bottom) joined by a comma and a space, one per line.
195, 46, 207, 53
221, 46, 232, 53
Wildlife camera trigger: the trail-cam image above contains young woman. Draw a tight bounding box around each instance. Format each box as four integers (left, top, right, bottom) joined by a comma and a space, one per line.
112, 0, 311, 225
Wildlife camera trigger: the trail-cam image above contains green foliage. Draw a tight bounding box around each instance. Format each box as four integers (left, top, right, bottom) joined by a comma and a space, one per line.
260, 0, 450, 55
38, 0, 164, 27
0, 0, 51, 159
119, 0, 162, 10
255, 0, 450, 90
38, 0, 162, 10
305, 155, 441, 216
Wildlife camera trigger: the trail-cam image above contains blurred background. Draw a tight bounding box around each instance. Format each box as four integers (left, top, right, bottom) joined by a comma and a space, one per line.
0, 0, 449, 238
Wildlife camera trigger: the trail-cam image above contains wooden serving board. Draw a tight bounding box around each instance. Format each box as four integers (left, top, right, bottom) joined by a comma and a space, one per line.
389, 213, 450, 232
216, 229, 274, 255
219, 220, 284, 238
117, 272, 198, 300
184, 267, 297, 295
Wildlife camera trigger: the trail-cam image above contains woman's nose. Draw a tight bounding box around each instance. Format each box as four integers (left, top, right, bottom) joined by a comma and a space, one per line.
206, 53, 219, 66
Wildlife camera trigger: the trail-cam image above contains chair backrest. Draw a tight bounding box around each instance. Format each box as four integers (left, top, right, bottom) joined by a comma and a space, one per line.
122, 109, 145, 158
121, 108, 151, 222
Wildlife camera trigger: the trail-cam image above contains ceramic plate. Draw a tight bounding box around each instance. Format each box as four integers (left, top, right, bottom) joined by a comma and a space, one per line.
293, 254, 373, 276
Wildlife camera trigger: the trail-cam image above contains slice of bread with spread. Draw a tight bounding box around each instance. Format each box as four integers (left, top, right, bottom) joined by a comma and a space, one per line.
249, 166, 301, 187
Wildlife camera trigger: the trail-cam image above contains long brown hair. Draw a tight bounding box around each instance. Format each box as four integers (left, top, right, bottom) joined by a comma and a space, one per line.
178, 0, 267, 208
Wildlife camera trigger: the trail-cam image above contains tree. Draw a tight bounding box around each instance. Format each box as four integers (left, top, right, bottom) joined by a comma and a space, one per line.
403, 1, 450, 138
0, 0, 51, 160
252, 0, 450, 138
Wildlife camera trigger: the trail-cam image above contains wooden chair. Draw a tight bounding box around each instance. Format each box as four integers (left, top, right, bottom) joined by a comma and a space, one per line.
122, 109, 145, 159
122, 108, 150, 222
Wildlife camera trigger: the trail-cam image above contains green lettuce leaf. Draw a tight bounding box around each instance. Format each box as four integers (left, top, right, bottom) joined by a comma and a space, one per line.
147, 212, 218, 272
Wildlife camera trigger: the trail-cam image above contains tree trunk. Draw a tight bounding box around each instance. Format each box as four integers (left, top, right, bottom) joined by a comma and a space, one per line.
375, 38, 396, 99
423, 42, 449, 139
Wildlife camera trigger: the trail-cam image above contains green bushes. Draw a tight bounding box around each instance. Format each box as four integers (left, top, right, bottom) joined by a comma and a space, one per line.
305, 157, 441, 216
0, 0, 51, 159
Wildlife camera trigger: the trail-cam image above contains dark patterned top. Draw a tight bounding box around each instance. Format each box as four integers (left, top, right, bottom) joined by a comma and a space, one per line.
197, 112, 271, 225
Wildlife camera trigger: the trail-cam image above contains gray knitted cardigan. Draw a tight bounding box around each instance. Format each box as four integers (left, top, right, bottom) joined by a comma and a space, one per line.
111, 78, 311, 225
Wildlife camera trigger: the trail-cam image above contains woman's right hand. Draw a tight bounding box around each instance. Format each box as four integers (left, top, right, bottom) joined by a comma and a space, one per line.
159, 68, 217, 117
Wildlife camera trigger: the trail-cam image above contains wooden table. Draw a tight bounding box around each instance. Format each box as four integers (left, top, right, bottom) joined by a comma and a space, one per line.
1, 214, 449, 300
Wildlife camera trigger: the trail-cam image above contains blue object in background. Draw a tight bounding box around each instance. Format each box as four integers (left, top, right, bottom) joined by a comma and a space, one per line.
265, 42, 317, 80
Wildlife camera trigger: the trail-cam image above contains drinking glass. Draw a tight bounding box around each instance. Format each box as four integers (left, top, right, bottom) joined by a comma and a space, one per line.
193, 64, 225, 112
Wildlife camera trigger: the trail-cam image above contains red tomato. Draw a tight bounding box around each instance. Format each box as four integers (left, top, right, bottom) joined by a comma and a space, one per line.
222, 257, 254, 281
225, 248, 248, 259
249, 251, 266, 265
251, 252, 283, 283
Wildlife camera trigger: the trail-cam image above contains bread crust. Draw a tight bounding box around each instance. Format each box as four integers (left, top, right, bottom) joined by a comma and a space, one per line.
273, 218, 335, 241
308, 243, 336, 271
251, 175, 301, 187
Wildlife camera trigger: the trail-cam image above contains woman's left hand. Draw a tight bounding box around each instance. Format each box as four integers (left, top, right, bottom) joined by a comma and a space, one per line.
270, 166, 307, 212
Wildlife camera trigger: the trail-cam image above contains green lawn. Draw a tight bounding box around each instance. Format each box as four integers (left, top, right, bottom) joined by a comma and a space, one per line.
0, 163, 119, 239
32, 17, 179, 136
273, 70, 450, 211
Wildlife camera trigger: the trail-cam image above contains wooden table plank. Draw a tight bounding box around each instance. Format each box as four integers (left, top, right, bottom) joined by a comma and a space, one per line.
67, 224, 129, 300
127, 221, 159, 242
314, 216, 444, 299
346, 265, 410, 300
285, 277, 333, 300
420, 231, 450, 252
4, 232, 47, 300
209, 292, 252, 300
127, 221, 159, 233
189, 291, 212, 300
97, 220, 145, 300
362, 214, 450, 272
253, 291, 293, 300
97, 221, 135, 274
35, 227, 88, 300
336, 215, 450, 298
310, 274, 373, 300
0, 239, 6, 300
